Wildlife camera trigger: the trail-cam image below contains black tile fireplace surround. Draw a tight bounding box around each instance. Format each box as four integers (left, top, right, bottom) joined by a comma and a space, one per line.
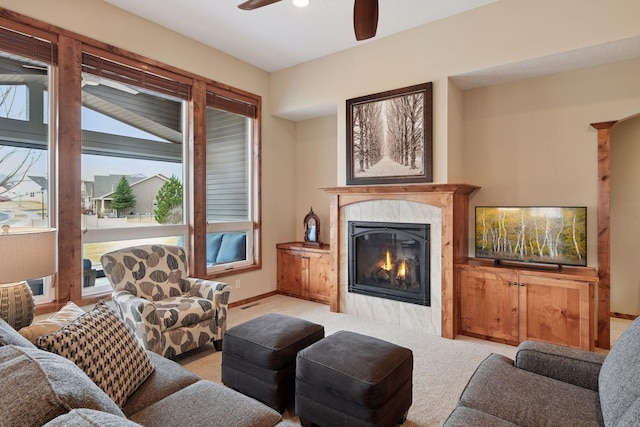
348, 220, 430, 306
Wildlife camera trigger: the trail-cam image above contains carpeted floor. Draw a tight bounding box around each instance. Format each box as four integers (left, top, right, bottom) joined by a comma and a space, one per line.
175, 294, 520, 426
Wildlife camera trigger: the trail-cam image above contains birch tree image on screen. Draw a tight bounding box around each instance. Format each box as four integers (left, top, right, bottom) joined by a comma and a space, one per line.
475, 207, 587, 266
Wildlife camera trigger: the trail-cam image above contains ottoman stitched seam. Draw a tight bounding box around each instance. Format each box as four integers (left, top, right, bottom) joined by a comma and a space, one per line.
298, 356, 408, 386
228, 329, 322, 351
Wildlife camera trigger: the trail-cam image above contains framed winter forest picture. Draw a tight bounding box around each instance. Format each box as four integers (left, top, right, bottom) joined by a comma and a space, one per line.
346, 82, 432, 185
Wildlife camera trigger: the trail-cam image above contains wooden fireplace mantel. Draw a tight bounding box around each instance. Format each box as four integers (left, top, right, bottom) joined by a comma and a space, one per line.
322, 184, 480, 339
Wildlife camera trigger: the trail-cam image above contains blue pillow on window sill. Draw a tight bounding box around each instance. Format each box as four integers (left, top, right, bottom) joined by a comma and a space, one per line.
206, 233, 225, 265
206, 232, 246, 266
217, 233, 246, 263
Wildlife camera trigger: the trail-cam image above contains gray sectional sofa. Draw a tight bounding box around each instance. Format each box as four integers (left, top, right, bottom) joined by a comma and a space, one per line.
0, 318, 296, 427
445, 316, 640, 426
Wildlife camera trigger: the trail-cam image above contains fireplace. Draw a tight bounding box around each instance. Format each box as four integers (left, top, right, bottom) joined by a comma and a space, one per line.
348, 221, 430, 306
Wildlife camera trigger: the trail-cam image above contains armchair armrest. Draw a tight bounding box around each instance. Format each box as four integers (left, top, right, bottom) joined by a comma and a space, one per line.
187, 279, 231, 306
515, 340, 606, 391
186, 278, 231, 332
111, 290, 164, 355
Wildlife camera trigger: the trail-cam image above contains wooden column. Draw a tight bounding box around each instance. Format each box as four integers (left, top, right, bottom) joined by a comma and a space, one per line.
328, 193, 340, 312
56, 35, 83, 306
189, 80, 207, 277
591, 120, 617, 349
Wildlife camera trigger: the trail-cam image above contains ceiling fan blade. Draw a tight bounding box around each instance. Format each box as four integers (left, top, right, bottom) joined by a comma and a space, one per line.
22, 64, 48, 72
353, 0, 379, 41
100, 79, 139, 95
81, 73, 139, 95
238, 0, 282, 10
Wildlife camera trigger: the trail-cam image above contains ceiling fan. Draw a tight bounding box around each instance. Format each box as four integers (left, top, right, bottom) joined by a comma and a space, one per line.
238, 0, 379, 41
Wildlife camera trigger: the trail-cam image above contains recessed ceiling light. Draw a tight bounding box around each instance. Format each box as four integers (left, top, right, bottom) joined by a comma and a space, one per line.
293, 0, 309, 7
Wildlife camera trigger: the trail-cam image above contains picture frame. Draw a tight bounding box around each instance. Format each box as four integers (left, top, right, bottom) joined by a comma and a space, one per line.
346, 82, 432, 185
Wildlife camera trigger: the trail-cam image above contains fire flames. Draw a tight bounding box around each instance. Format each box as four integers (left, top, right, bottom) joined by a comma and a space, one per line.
381, 250, 392, 271
397, 260, 406, 279
380, 250, 407, 279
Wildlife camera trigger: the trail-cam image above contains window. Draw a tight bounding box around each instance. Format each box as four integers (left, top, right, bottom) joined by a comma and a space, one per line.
0, 28, 55, 302
0, 15, 262, 309
81, 236, 181, 295
205, 90, 259, 273
80, 53, 188, 296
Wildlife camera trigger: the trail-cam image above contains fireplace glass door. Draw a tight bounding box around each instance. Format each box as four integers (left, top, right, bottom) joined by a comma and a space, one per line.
348, 221, 430, 306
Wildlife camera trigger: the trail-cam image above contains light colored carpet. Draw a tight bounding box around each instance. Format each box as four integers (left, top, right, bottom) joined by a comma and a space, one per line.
175, 294, 518, 426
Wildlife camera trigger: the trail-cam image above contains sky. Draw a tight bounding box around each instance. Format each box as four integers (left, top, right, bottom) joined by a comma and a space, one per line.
80, 107, 183, 182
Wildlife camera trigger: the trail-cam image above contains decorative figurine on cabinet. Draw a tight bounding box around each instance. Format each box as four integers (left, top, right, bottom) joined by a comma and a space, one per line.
303, 207, 321, 247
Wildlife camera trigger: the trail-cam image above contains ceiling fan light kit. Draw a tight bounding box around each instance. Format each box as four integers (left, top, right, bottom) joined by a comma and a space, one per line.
237, 0, 379, 40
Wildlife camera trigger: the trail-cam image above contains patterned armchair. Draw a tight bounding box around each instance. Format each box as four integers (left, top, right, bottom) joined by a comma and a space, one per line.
100, 245, 231, 358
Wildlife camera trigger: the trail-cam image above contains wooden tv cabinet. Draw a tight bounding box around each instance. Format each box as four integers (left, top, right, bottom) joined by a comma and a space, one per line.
457, 258, 597, 350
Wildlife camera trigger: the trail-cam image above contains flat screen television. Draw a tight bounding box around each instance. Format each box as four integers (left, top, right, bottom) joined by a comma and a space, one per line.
475, 206, 587, 267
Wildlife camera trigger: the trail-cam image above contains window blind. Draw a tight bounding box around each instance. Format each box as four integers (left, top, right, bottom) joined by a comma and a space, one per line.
206, 91, 257, 119
0, 26, 56, 64
82, 52, 190, 100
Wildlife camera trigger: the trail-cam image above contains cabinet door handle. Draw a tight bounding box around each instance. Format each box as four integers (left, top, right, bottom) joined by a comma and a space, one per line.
511, 281, 518, 286
520, 282, 526, 287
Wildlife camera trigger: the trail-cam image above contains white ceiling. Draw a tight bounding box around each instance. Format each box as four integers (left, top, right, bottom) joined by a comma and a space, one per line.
102, 0, 497, 73
102, 0, 640, 98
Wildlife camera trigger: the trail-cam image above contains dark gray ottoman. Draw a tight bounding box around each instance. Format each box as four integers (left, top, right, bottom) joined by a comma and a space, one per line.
295, 331, 413, 427
221, 313, 324, 412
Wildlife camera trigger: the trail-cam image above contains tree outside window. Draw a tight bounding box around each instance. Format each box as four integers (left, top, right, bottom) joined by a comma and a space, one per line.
154, 175, 183, 224
111, 176, 136, 217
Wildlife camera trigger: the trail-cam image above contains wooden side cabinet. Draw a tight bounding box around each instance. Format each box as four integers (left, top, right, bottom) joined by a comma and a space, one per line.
458, 260, 596, 350
459, 268, 519, 343
277, 242, 330, 304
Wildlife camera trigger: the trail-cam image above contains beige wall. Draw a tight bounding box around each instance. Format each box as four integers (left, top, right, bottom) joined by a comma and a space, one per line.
271, 0, 640, 181
0, 0, 298, 303
611, 116, 640, 315
464, 57, 640, 269
294, 115, 337, 242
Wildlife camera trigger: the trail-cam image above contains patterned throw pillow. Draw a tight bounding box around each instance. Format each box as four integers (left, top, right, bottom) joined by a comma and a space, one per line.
36, 301, 154, 407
